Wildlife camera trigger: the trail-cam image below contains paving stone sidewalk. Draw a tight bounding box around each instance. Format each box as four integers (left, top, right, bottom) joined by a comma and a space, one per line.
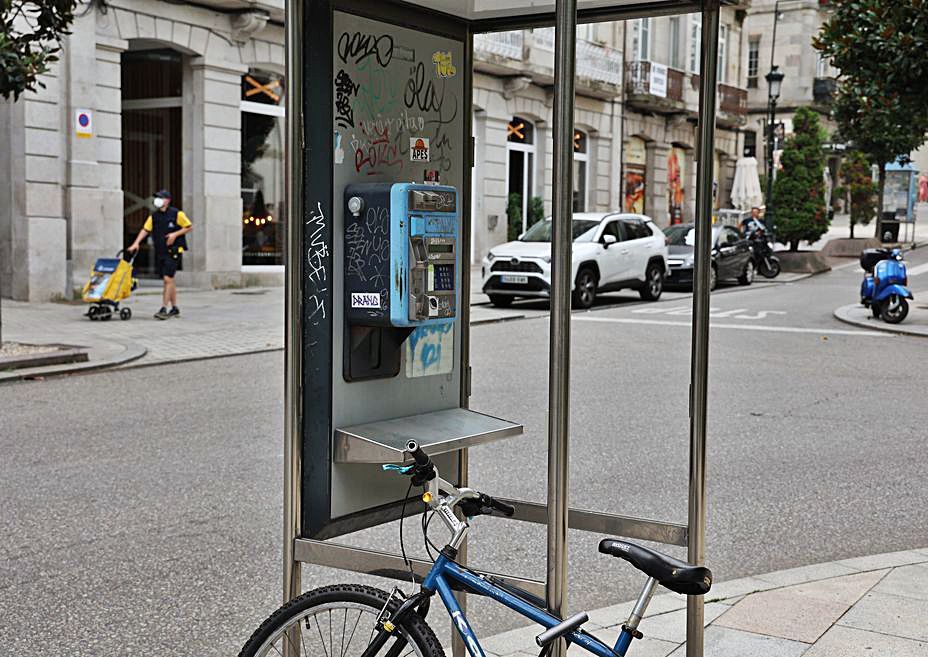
471, 548, 928, 657
835, 295, 928, 338
0, 284, 525, 381
0, 286, 285, 381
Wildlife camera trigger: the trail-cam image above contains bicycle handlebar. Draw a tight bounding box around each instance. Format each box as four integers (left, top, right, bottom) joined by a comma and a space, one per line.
385, 441, 513, 518
459, 492, 515, 518
406, 440, 431, 467
404, 440, 436, 485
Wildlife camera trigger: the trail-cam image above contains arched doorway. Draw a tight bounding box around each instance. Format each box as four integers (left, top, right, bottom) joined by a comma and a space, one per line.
121, 48, 184, 277
506, 116, 535, 239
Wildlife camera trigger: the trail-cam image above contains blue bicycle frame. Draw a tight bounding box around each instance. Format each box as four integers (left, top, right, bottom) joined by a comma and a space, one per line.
422, 554, 636, 657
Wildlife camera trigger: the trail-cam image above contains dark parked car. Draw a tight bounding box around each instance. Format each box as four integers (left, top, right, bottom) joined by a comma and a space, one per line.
662, 223, 754, 290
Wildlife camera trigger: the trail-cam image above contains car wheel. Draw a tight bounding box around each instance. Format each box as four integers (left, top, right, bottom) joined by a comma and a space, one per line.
488, 294, 513, 308
738, 260, 755, 285
709, 264, 718, 292
639, 263, 664, 301
571, 267, 597, 309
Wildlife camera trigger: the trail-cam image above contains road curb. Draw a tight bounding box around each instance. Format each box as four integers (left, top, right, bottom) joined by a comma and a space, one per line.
0, 339, 147, 384
834, 303, 928, 338
471, 313, 528, 326
113, 346, 284, 372
472, 547, 928, 656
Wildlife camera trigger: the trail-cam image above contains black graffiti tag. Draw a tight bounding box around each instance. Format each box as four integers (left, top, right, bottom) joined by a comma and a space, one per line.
337, 32, 394, 67
334, 69, 360, 129
404, 61, 444, 113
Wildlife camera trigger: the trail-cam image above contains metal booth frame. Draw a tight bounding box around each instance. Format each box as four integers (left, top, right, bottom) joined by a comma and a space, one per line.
283, 2, 722, 656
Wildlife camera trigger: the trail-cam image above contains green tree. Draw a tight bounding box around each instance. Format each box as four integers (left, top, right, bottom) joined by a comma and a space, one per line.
814, 0, 928, 237
772, 108, 829, 251
528, 196, 545, 228
839, 150, 878, 239
506, 193, 522, 241
1, 0, 77, 101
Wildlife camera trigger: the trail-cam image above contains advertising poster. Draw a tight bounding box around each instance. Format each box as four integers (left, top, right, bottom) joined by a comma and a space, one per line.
668, 147, 686, 224
624, 169, 645, 213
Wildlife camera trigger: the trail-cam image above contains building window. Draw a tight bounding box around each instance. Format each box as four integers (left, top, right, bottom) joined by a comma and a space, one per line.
241, 71, 286, 267
816, 54, 831, 77
669, 16, 683, 69
573, 130, 588, 212
747, 37, 760, 88
632, 18, 651, 61
689, 14, 702, 73
743, 131, 757, 158
507, 116, 536, 234
717, 24, 728, 83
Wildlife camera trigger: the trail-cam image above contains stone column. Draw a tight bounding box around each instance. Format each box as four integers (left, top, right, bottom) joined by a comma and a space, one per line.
185, 59, 247, 288
3, 62, 69, 301
482, 114, 510, 249
647, 142, 671, 226
67, 14, 126, 291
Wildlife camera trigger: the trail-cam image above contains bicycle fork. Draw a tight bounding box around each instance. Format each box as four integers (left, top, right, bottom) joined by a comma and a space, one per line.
361, 589, 434, 657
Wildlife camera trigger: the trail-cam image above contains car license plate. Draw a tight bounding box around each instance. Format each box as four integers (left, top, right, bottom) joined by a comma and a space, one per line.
500, 274, 528, 284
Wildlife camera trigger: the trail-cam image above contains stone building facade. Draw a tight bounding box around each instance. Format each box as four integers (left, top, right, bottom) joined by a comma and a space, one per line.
470, 10, 750, 264
741, 0, 837, 168
2, 3, 754, 299
0, 0, 286, 301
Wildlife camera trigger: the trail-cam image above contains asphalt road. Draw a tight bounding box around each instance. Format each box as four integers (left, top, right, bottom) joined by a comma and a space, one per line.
3, 249, 928, 655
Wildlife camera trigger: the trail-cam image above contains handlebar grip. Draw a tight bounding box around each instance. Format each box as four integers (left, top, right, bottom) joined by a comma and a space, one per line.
491, 498, 515, 517
405, 440, 431, 467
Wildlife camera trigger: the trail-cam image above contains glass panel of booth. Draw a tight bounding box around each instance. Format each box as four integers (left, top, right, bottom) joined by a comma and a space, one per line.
307, 9, 530, 539
395, 0, 693, 21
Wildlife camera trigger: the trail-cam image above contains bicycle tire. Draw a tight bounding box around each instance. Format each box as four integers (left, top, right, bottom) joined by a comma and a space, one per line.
238, 584, 445, 657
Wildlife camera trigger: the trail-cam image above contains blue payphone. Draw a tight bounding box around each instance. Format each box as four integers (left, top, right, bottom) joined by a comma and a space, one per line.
344, 183, 459, 380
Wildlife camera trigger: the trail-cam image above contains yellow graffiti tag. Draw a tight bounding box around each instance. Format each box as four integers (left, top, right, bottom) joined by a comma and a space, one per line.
432, 51, 456, 78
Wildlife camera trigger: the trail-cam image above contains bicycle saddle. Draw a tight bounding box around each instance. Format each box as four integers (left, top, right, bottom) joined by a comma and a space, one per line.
599, 539, 712, 595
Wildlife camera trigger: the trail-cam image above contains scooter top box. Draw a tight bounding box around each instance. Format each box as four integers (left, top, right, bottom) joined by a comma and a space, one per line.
860, 248, 893, 273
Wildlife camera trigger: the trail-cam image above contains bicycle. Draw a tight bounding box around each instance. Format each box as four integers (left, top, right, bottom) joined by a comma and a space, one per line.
238, 441, 712, 657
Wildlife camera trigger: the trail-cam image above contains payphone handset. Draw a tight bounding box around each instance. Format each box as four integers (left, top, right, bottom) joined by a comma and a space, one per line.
345, 183, 459, 328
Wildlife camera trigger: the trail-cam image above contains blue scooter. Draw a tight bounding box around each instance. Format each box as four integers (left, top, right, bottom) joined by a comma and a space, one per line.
860, 248, 914, 324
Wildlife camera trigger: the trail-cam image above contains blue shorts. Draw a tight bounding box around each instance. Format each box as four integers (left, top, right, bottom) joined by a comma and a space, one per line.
155, 252, 178, 278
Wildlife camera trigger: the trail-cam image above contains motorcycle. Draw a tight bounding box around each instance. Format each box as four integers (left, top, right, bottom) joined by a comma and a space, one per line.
860, 248, 913, 324
748, 228, 781, 278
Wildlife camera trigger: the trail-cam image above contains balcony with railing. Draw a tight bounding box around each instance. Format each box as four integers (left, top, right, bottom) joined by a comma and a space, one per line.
531, 28, 622, 95
624, 60, 686, 113
687, 75, 748, 126
473, 30, 525, 62
718, 83, 747, 116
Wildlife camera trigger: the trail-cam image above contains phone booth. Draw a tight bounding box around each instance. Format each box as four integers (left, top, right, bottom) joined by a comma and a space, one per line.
881, 160, 919, 243
281, 3, 725, 657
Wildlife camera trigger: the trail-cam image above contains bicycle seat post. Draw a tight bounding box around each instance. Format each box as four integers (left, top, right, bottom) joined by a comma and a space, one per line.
624, 576, 658, 634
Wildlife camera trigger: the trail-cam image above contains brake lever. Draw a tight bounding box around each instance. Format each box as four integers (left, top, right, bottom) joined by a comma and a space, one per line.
382, 464, 415, 474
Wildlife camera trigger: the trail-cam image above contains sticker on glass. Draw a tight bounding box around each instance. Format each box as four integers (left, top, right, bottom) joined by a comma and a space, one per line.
410, 137, 430, 162
351, 292, 381, 309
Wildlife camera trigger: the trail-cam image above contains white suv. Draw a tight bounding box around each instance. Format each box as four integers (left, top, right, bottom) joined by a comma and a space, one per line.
481, 212, 668, 309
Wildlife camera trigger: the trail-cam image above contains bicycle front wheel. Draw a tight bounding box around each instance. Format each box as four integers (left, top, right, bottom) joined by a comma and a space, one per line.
238, 584, 445, 657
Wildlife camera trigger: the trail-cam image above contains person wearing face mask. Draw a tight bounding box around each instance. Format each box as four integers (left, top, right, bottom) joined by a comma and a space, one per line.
127, 189, 193, 319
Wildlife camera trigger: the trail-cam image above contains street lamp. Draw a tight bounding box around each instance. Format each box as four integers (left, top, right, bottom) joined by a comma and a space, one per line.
764, 65, 785, 233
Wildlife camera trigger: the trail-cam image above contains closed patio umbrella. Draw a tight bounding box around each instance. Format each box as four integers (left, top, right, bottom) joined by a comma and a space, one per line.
731, 156, 763, 210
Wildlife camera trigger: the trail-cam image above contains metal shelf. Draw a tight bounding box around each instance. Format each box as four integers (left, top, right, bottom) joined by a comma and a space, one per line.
334, 408, 523, 464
